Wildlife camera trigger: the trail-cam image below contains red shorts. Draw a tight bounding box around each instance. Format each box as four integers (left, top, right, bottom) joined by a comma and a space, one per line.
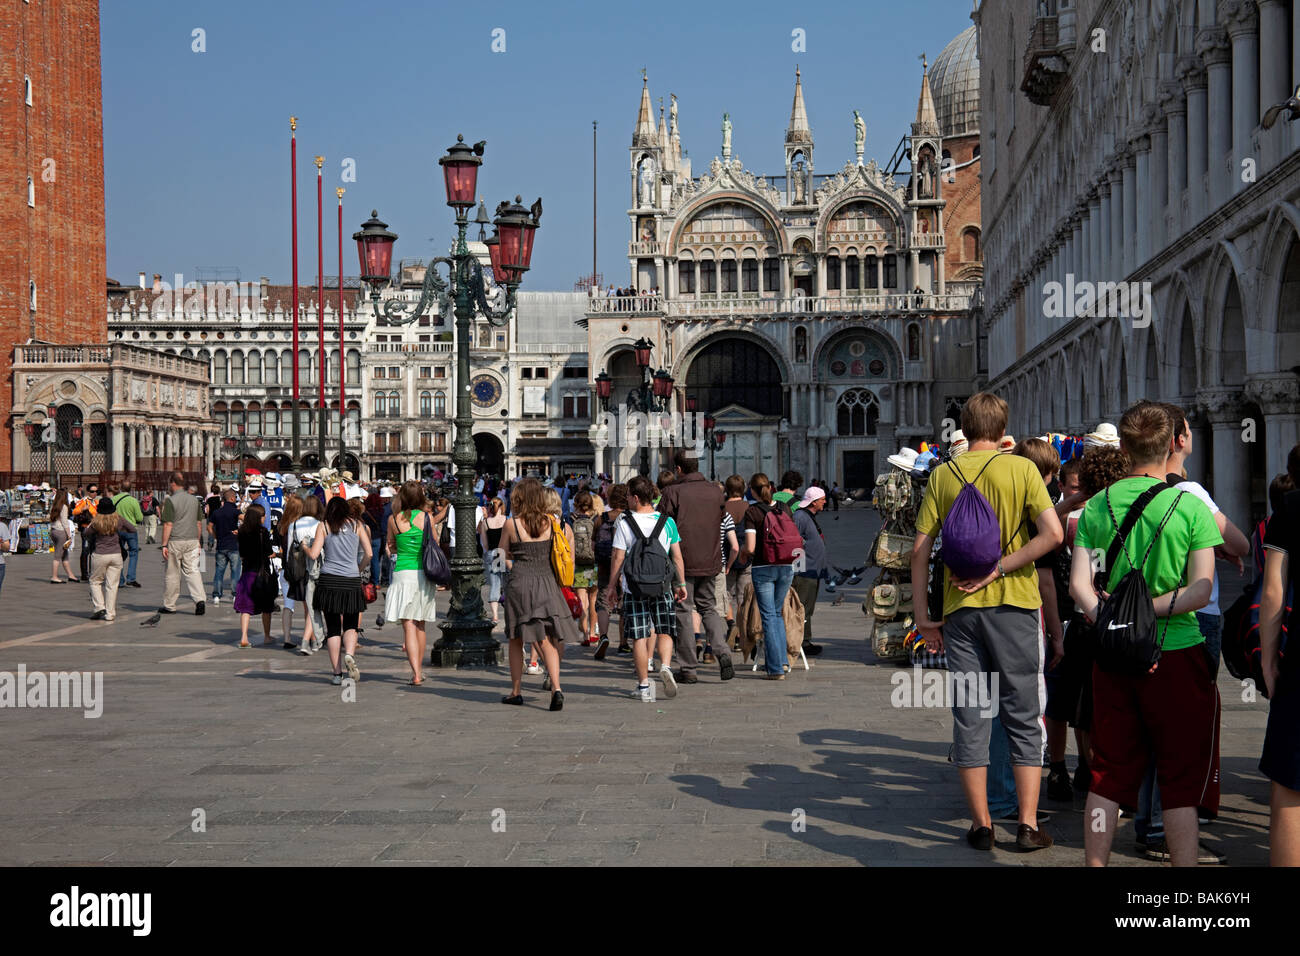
1089, 644, 1221, 816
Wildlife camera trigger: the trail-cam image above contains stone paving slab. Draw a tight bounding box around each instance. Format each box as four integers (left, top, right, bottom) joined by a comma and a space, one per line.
0, 503, 1274, 866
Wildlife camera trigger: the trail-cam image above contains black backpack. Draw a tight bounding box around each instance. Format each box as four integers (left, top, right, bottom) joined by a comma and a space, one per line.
1093, 483, 1186, 676
593, 512, 617, 561
622, 511, 671, 598
284, 526, 309, 588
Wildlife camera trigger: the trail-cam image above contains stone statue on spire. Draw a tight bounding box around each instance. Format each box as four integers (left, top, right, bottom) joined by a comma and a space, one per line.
721, 112, 732, 161
853, 110, 866, 165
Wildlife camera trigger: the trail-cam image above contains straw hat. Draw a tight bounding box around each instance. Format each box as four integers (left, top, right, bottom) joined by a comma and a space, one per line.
1085, 423, 1120, 448
887, 447, 920, 472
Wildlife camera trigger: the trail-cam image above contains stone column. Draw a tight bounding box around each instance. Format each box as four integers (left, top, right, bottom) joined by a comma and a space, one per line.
1259, 0, 1289, 169
1198, 27, 1233, 208
1156, 83, 1180, 244
1247, 374, 1300, 488
1179, 56, 1208, 220
936, 251, 946, 295
1199, 387, 1251, 528
111, 423, 125, 471
1098, 174, 1113, 280
128, 425, 137, 471
1087, 190, 1101, 280
1131, 130, 1151, 267
1108, 163, 1125, 278
1225, 1, 1259, 194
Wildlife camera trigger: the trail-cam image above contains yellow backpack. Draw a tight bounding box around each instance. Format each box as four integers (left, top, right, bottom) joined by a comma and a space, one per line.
549, 515, 574, 586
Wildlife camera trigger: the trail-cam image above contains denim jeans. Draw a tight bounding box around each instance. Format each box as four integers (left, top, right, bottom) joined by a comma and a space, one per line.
119, 532, 140, 585
369, 547, 382, 588
751, 563, 794, 675
0, 562, 6, 598
986, 714, 1019, 818
212, 548, 241, 598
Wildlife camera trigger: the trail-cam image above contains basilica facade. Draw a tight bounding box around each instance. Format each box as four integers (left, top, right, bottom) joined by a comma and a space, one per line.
586, 29, 984, 490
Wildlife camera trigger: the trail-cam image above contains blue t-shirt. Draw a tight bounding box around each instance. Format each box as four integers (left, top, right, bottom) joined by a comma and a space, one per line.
210, 502, 240, 551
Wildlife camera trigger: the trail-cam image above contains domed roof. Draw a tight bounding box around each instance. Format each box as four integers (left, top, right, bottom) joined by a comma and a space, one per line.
928, 26, 979, 137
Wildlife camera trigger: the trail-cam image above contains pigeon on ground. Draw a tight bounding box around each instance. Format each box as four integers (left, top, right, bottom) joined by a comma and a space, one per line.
833, 593, 846, 606
140, 611, 161, 628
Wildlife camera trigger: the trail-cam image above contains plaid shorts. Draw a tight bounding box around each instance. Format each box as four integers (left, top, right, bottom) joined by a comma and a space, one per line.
621, 591, 678, 641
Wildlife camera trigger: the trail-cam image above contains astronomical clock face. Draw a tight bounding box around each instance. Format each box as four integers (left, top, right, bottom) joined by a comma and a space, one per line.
470, 374, 502, 409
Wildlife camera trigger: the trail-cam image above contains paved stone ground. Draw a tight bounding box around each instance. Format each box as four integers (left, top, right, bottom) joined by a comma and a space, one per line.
0, 503, 1273, 866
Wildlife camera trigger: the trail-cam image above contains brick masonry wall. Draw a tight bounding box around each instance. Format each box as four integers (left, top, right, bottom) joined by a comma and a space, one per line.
1, 0, 107, 467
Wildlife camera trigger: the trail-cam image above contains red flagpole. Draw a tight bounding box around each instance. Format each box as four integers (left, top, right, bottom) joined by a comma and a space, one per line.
290, 118, 300, 464
315, 156, 325, 466
337, 187, 345, 465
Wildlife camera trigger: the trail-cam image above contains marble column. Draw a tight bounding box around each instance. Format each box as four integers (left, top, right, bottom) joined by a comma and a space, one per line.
127, 425, 137, 471
1098, 176, 1113, 280
1132, 133, 1151, 267
1226, 2, 1259, 195
111, 423, 125, 471
1199, 387, 1251, 529
1108, 164, 1125, 278
1179, 56, 1208, 220
1247, 375, 1300, 489
1259, 0, 1290, 170
1087, 192, 1101, 280
936, 252, 945, 294
1199, 27, 1233, 208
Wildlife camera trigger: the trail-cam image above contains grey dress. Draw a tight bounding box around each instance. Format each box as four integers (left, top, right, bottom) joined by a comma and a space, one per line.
503, 519, 581, 644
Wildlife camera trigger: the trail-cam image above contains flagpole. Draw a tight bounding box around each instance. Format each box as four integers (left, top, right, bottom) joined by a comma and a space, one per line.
337, 187, 346, 473
290, 118, 301, 465
315, 155, 326, 468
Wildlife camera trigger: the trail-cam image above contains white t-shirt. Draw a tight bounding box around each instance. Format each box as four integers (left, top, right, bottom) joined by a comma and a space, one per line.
611, 510, 680, 591
447, 504, 485, 548
1176, 480, 1221, 615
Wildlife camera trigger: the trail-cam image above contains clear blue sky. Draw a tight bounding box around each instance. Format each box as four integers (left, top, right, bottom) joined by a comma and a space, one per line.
101, 0, 977, 291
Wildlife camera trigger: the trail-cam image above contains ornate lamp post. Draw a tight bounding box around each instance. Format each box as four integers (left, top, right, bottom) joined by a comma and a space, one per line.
594, 340, 672, 478
355, 135, 541, 668
702, 412, 725, 481
220, 425, 263, 479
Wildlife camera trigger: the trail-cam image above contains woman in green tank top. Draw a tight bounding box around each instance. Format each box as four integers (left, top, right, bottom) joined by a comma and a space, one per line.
383, 481, 438, 684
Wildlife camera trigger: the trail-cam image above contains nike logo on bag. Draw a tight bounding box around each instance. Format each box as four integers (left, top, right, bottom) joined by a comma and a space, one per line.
1106, 622, 1130, 631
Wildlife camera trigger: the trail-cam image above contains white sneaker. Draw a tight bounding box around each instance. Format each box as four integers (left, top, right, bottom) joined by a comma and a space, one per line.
632, 682, 655, 702
343, 653, 360, 682
659, 665, 678, 698
310, 636, 323, 653
211, 595, 219, 605
525, 662, 543, 676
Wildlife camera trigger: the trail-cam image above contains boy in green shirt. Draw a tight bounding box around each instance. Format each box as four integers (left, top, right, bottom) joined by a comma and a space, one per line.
912, 392, 1063, 853
1069, 402, 1221, 867
111, 480, 144, 588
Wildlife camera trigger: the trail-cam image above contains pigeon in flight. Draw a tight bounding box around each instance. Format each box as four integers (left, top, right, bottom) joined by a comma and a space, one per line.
1262, 86, 1300, 129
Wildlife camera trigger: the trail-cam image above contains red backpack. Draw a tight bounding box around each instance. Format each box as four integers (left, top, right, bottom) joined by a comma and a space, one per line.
760, 502, 801, 564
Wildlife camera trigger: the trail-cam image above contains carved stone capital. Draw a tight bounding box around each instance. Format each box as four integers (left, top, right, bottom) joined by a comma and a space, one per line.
1244, 374, 1300, 416
1197, 386, 1246, 425
1196, 27, 1232, 68
1220, 0, 1259, 39
1177, 54, 1207, 91
1158, 81, 1186, 116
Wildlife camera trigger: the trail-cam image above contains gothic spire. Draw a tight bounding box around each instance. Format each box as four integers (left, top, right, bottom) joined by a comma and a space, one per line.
657, 97, 670, 157
786, 65, 812, 145
913, 54, 940, 136
633, 71, 656, 147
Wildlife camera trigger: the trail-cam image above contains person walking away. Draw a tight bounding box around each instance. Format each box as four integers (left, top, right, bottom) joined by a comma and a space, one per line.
48, 489, 77, 583
159, 471, 206, 616
592, 483, 629, 658
141, 489, 160, 544
606, 475, 687, 701
286, 493, 326, 654
384, 481, 438, 684
791, 485, 828, 656
773, 470, 803, 512
208, 489, 241, 606
724, 475, 751, 649
87, 510, 134, 621
741, 473, 800, 679
911, 391, 1063, 853
658, 449, 736, 682
478, 496, 509, 627
1258, 444, 1300, 866
72, 485, 98, 581
498, 477, 579, 710
306, 496, 370, 685
275, 493, 305, 648
362, 492, 386, 596
570, 491, 601, 645
233, 503, 276, 646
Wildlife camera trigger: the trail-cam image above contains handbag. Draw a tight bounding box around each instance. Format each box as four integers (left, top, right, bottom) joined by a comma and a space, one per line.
549, 515, 575, 586
363, 581, 378, 604
421, 514, 452, 586
561, 585, 583, 619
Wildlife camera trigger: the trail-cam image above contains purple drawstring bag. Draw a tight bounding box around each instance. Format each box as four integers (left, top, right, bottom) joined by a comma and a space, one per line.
940, 456, 1003, 580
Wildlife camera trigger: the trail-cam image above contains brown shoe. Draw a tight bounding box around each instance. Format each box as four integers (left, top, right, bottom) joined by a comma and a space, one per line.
1015, 823, 1053, 852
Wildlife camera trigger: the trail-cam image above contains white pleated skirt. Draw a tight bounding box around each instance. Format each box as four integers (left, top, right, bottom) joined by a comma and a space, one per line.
384, 568, 438, 623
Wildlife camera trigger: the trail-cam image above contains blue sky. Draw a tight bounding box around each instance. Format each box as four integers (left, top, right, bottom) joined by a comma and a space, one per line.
101, 0, 977, 291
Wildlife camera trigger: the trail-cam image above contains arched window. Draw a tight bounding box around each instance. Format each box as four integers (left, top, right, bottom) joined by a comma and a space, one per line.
963, 227, 982, 261
375, 392, 387, 417
794, 326, 808, 363
346, 349, 361, 385
742, 257, 758, 292
263, 350, 277, 385
230, 350, 246, 386
906, 323, 922, 361
264, 403, 279, 437
247, 349, 262, 386
865, 255, 879, 290
720, 260, 737, 293
836, 388, 879, 436
27, 176, 35, 207
420, 390, 432, 417
389, 390, 401, 417
213, 401, 229, 433
214, 351, 228, 384
298, 349, 311, 385
434, 391, 446, 416
329, 348, 340, 385
280, 349, 293, 385
24, 75, 32, 106
246, 403, 261, 436
845, 256, 860, 290
28, 280, 36, 310
826, 255, 840, 291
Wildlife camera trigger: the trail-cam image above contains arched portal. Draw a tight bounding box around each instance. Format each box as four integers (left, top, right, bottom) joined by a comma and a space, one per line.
474, 432, 505, 478
681, 334, 785, 480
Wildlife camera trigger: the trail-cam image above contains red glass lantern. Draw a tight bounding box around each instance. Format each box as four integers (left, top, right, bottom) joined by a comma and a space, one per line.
255, 438, 264, 448
23, 423, 35, 440
484, 230, 506, 284
685, 395, 698, 414
47, 404, 57, 418
71, 423, 83, 441
594, 371, 613, 401
651, 369, 674, 399
714, 430, 726, 448
633, 337, 653, 369
494, 196, 541, 278
353, 210, 398, 288
438, 135, 482, 210
703, 413, 716, 432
